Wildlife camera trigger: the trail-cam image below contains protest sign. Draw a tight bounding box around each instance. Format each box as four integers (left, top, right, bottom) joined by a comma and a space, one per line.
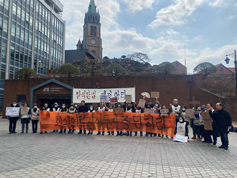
20, 107, 29, 115
151, 91, 159, 98
173, 135, 188, 143
100, 95, 110, 103
73, 87, 135, 103
6, 107, 20, 117
110, 97, 118, 104
125, 95, 132, 104
138, 99, 146, 108
39, 111, 176, 137
160, 109, 169, 116
185, 109, 194, 118
201, 112, 213, 131
144, 109, 155, 113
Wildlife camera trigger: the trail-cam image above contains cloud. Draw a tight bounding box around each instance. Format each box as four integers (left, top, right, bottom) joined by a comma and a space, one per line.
209, 0, 236, 7
122, 0, 156, 13
209, 0, 225, 7
149, 0, 204, 29
166, 29, 179, 36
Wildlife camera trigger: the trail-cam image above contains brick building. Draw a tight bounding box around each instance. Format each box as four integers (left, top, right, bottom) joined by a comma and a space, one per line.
3, 74, 237, 121
215, 63, 235, 77
171, 61, 187, 75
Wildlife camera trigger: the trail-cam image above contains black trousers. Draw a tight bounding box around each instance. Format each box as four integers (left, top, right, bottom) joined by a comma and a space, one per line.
32, 120, 39, 133
220, 133, 229, 147
9, 118, 18, 133
22, 123, 29, 133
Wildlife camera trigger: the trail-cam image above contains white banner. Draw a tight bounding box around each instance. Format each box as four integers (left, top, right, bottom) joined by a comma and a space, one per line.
73, 87, 136, 103
6, 107, 20, 117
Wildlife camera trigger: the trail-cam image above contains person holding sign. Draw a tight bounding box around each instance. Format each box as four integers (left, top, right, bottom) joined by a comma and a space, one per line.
59, 104, 68, 134
169, 99, 182, 121
88, 105, 96, 135
68, 103, 77, 134
78, 100, 88, 135
52, 103, 61, 132
134, 105, 143, 137
7, 101, 20, 134
97, 102, 106, 136
208, 103, 232, 150
20, 103, 31, 134
31, 103, 40, 133
40, 103, 50, 134
174, 116, 189, 142
206, 103, 218, 145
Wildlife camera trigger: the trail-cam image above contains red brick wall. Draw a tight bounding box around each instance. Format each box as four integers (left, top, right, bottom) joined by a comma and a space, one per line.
3, 74, 236, 121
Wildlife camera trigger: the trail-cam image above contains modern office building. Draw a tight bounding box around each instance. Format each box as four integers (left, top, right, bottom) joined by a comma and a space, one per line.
0, 0, 65, 111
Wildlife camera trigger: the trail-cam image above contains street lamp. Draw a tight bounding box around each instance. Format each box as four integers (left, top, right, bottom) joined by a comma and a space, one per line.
225, 49, 237, 96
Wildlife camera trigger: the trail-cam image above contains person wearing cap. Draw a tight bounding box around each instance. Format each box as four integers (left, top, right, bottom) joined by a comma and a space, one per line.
31, 103, 40, 133
78, 100, 88, 134
52, 102, 61, 132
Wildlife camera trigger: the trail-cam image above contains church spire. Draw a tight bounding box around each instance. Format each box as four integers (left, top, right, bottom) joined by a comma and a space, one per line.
88, 0, 97, 14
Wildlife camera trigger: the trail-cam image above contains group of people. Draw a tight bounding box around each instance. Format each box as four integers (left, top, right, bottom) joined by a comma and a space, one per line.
7, 98, 232, 150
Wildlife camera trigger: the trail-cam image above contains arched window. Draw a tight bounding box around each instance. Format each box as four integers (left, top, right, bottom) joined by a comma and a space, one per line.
94, 26, 97, 36
90, 26, 93, 35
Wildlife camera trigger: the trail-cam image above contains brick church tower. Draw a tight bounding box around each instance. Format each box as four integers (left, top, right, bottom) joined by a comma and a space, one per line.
82, 0, 103, 59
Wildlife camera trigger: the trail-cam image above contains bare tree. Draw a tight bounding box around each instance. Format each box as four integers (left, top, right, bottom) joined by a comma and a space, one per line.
129, 52, 151, 63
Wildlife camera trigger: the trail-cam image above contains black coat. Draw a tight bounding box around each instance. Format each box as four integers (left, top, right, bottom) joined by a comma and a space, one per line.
209, 109, 232, 134
78, 105, 88, 113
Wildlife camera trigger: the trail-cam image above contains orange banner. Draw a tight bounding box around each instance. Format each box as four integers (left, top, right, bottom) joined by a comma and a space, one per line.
39, 111, 176, 137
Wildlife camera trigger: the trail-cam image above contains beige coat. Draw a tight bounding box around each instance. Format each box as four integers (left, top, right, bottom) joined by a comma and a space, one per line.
31, 108, 40, 120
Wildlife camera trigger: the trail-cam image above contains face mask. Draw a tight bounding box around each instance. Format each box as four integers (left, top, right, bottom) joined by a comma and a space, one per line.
55, 105, 57, 108
90, 108, 93, 110
13, 104, 16, 107
155, 104, 158, 107
62, 106, 65, 108
70, 106, 74, 109
34, 106, 37, 108
75, 105, 77, 107
179, 120, 183, 122
45, 105, 48, 108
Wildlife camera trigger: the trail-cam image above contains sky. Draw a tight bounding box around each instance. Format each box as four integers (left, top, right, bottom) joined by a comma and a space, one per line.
60, 0, 237, 73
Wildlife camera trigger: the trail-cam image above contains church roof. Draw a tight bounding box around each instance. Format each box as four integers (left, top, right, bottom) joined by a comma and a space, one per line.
88, 0, 97, 14
76, 39, 82, 46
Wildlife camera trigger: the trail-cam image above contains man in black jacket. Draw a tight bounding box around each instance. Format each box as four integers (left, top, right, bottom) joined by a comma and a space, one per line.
209, 103, 232, 150
8, 101, 20, 134
78, 100, 88, 134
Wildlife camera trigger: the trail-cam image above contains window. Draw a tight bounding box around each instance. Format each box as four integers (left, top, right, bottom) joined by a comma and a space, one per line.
94, 26, 96, 36
220, 68, 223, 72
17, 95, 26, 105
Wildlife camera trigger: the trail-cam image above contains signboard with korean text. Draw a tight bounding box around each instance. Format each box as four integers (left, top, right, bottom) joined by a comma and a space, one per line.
151, 91, 159, 98
138, 99, 146, 108
201, 112, 213, 131
20, 107, 29, 115
160, 109, 169, 116
73, 88, 135, 103
144, 109, 155, 113
125, 95, 132, 103
6, 107, 20, 117
185, 109, 195, 118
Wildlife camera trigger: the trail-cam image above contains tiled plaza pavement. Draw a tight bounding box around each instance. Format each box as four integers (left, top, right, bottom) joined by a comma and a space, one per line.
0, 118, 237, 178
